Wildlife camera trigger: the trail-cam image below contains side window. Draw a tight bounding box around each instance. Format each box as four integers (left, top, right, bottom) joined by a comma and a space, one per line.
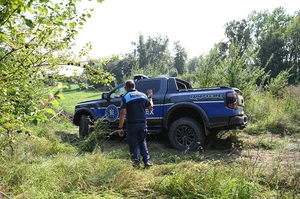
177, 81, 187, 89
136, 80, 161, 95
110, 86, 126, 98
176, 79, 192, 90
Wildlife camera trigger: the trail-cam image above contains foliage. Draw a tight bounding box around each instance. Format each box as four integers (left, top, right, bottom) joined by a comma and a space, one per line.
245, 85, 300, 135
191, 46, 222, 87
190, 41, 265, 99
0, 0, 113, 155
78, 118, 111, 153
285, 14, 300, 83
187, 56, 202, 72
80, 64, 115, 89
265, 69, 291, 97
218, 41, 265, 96
224, 19, 252, 55
130, 34, 172, 77
100, 54, 134, 86
173, 41, 188, 75
224, 7, 300, 83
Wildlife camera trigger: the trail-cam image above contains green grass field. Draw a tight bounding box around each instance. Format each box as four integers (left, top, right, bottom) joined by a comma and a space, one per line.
59, 84, 103, 114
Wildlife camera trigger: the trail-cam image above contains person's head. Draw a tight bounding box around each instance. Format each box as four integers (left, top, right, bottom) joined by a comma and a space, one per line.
124, 80, 135, 91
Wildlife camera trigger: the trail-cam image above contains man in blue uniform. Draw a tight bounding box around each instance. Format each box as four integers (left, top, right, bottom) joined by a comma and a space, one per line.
118, 80, 153, 168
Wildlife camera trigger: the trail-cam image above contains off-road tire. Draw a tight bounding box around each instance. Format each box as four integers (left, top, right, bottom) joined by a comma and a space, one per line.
169, 117, 205, 151
79, 114, 91, 138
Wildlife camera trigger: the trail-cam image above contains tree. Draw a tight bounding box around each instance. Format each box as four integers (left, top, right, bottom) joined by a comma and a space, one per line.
187, 56, 201, 72
286, 14, 300, 83
193, 45, 223, 88
224, 7, 298, 83
191, 41, 265, 99
173, 41, 188, 75
132, 34, 171, 75
218, 41, 265, 93
247, 8, 293, 80
101, 54, 136, 86
224, 19, 252, 55
0, 0, 110, 155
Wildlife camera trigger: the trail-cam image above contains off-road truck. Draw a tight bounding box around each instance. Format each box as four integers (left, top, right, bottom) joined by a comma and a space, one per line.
73, 75, 247, 151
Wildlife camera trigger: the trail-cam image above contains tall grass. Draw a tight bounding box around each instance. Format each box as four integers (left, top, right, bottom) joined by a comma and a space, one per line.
0, 116, 299, 198
245, 85, 300, 136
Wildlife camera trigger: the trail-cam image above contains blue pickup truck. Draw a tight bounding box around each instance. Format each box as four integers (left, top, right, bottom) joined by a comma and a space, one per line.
73, 74, 247, 151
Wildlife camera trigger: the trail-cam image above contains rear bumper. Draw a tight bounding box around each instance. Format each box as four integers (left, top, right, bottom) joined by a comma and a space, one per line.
229, 115, 248, 128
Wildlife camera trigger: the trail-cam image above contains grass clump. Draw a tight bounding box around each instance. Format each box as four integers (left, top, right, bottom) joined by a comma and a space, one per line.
2, 153, 125, 199
245, 85, 300, 136
150, 161, 264, 199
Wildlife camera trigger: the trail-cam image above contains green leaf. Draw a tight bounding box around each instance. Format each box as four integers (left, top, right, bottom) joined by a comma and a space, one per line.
44, 108, 56, 115
32, 119, 38, 125
50, 99, 59, 108
38, 6, 48, 14
38, 17, 45, 23
38, 6, 43, 13
69, 22, 77, 29
24, 18, 34, 28
56, 93, 65, 100
0, 32, 9, 41
37, 113, 48, 122
11, 3, 18, 10
43, 7, 48, 14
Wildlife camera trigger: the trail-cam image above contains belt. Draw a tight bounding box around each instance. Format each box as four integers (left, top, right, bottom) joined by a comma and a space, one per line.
127, 120, 146, 124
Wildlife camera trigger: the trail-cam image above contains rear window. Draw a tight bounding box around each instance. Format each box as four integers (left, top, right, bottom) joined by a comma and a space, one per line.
136, 80, 161, 95
176, 79, 192, 90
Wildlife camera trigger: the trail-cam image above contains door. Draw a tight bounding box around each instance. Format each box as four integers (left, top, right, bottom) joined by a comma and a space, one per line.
136, 79, 164, 129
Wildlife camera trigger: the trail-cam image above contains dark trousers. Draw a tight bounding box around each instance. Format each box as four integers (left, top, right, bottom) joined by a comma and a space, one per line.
126, 123, 150, 164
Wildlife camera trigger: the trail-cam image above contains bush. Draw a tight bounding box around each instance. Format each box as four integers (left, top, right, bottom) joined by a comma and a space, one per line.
245, 85, 300, 135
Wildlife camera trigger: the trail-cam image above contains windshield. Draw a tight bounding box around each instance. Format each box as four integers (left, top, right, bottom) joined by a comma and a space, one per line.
110, 85, 126, 98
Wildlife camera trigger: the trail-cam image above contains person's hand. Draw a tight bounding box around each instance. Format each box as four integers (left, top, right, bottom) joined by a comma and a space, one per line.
147, 89, 153, 98
118, 129, 125, 137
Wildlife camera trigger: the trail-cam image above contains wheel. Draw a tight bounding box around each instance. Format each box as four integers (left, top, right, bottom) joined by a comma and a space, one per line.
168, 117, 205, 151
79, 114, 91, 138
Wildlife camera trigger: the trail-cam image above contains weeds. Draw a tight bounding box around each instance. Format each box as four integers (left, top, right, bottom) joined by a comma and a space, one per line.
0, 117, 299, 198
245, 85, 300, 136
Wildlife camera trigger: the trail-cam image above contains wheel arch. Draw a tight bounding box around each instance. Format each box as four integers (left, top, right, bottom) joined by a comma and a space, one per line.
73, 109, 97, 126
164, 102, 209, 131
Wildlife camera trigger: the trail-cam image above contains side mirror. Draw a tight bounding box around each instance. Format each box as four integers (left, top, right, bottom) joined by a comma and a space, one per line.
102, 92, 109, 100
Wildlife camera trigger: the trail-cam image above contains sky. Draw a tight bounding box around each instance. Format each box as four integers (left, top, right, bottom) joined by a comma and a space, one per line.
74, 0, 299, 59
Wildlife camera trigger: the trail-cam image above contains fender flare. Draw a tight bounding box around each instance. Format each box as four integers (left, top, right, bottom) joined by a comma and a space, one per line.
73, 108, 97, 126
163, 102, 209, 129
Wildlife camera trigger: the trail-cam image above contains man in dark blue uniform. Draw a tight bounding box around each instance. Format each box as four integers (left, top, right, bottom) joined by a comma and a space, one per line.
118, 80, 153, 168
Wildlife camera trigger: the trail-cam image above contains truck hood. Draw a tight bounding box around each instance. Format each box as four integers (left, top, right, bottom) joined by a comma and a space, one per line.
75, 99, 106, 109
